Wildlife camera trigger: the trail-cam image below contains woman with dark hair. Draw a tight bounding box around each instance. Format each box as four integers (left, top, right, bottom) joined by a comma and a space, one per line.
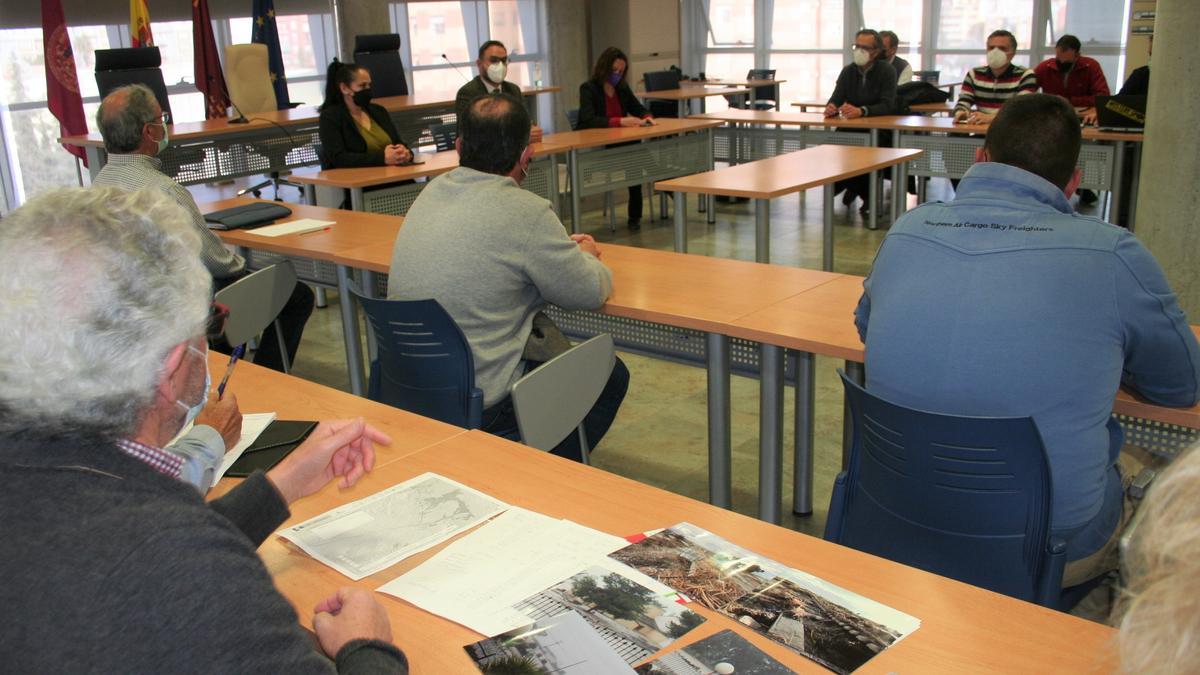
578, 47, 656, 230
318, 60, 412, 169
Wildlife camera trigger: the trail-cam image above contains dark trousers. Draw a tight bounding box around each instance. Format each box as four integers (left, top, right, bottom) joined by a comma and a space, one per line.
481, 356, 630, 461
832, 129, 893, 200
628, 185, 643, 221
213, 274, 315, 372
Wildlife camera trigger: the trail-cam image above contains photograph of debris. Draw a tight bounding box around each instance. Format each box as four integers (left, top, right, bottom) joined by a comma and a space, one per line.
465, 611, 636, 675
634, 629, 794, 675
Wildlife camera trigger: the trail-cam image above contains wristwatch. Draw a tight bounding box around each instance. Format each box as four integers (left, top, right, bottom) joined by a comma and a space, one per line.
861, 106, 868, 117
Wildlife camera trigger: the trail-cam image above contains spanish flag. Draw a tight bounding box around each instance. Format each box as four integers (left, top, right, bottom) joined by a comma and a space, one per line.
131, 0, 154, 48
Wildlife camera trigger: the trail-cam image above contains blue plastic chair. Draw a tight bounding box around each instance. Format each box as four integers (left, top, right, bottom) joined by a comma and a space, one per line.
352, 289, 483, 429
826, 370, 1069, 607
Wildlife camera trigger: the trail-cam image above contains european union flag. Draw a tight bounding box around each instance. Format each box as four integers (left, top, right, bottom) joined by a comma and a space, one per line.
251, 0, 290, 108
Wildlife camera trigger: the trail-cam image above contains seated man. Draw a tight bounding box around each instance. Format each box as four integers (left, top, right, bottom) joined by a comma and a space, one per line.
855, 94, 1200, 587
1118, 35, 1151, 96
388, 94, 628, 460
1034, 34, 1111, 121
953, 29, 1038, 123
0, 186, 404, 672
880, 30, 913, 85
93, 84, 314, 376
824, 28, 898, 212
454, 40, 542, 143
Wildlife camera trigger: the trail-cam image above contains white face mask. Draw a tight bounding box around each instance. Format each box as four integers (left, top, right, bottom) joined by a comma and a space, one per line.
486, 61, 507, 85
176, 344, 210, 432
986, 47, 1009, 70
853, 47, 871, 67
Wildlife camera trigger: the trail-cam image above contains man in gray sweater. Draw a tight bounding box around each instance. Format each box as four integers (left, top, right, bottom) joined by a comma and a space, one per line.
389, 94, 628, 459
0, 187, 405, 673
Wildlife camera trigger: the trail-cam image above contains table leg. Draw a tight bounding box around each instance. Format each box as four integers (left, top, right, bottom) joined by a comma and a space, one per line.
350, 188, 365, 212
548, 154, 561, 216
85, 146, 106, 181
336, 264, 367, 397
314, 287, 328, 309
793, 350, 815, 516
678, 100, 687, 118
569, 150, 582, 234
304, 184, 316, 206
823, 182, 835, 271
893, 131, 908, 222
707, 333, 732, 509
755, 197, 771, 263
1127, 143, 1142, 232
842, 360, 865, 470
1108, 140, 1125, 225
706, 131, 716, 225
674, 191, 687, 253
361, 270, 379, 364
759, 344, 785, 524
867, 129, 879, 230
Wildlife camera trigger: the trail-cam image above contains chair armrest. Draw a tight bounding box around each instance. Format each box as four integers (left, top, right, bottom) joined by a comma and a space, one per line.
467, 387, 484, 430
1039, 535, 1068, 607
823, 471, 850, 541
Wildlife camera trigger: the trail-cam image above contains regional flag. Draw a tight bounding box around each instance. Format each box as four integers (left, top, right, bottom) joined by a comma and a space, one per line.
42, 0, 88, 165
251, 0, 290, 108
192, 0, 231, 119
131, 0, 154, 48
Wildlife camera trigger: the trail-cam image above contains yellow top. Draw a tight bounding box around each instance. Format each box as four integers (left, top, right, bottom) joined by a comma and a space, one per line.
355, 116, 392, 155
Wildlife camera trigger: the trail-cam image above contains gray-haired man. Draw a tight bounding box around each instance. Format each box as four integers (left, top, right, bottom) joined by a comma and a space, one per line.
0, 187, 405, 672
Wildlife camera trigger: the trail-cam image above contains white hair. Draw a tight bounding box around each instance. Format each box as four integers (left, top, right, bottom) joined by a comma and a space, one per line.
1115, 442, 1200, 673
0, 187, 211, 440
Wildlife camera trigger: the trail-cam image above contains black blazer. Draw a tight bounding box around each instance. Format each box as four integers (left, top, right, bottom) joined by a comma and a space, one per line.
455, 76, 523, 124
317, 103, 408, 169
577, 80, 648, 129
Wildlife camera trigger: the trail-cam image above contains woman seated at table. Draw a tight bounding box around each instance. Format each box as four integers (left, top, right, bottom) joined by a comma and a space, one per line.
578, 46, 656, 230
318, 59, 413, 169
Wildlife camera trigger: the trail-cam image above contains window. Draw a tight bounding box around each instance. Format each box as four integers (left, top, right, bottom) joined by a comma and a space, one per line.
936, 0, 1034, 51
767, 0, 845, 103
707, 0, 755, 47
1043, 0, 1128, 90
862, 0, 924, 78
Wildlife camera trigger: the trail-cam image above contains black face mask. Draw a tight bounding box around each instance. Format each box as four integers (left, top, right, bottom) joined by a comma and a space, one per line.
352, 88, 373, 108
1057, 60, 1074, 73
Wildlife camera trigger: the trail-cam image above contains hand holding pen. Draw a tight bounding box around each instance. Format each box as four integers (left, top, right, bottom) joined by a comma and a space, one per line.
216, 344, 245, 400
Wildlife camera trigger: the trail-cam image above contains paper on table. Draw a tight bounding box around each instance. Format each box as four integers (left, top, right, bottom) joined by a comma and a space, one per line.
278, 472, 508, 580
215, 412, 277, 482
377, 507, 633, 637
249, 218, 334, 237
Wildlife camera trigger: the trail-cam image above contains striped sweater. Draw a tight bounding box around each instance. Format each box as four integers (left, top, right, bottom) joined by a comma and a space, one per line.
954, 64, 1038, 115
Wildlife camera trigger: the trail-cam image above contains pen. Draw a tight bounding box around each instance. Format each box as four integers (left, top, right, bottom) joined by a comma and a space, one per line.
216, 344, 245, 400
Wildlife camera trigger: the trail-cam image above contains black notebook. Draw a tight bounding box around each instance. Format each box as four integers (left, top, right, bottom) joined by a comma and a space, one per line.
225, 420, 317, 477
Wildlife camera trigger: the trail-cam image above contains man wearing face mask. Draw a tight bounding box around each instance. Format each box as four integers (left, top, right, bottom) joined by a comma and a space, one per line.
389, 95, 628, 462
1035, 34, 1109, 206
93, 84, 315, 489
953, 29, 1038, 123
879, 31, 913, 85
824, 29, 897, 212
454, 40, 543, 143
855, 94, 1200, 589
0, 186, 405, 672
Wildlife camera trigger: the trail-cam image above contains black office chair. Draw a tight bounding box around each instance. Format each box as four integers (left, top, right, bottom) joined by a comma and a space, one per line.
643, 69, 682, 118
95, 47, 173, 118
746, 68, 778, 110
354, 34, 409, 97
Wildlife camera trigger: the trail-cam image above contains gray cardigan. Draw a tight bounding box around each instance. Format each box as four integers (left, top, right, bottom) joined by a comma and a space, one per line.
388, 167, 612, 405
0, 432, 407, 673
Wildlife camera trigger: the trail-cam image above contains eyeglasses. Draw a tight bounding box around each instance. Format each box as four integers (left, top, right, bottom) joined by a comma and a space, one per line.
146, 111, 171, 126
852, 44, 875, 51
206, 301, 230, 342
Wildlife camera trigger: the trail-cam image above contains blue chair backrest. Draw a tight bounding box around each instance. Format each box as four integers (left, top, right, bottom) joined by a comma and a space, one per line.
352, 289, 483, 429
826, 370, 1065, 605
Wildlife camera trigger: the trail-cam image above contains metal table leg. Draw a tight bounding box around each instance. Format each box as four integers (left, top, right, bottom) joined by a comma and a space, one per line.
823, 183, 835, 271
755, 198, 771, 263
759, 344, 785, 524
548, 154, 561, 216
361, 270, 379, 363
350, 187, 365, 212
893, 131, 908, 222
569, 150, 582, 234
1127, 142, 1142, 232
842, 360, 865, 470
793, 350, 816, 515
707, 333, 732, 508
336, 264, 367, 396
867, 129, 879, 230
304, 184, 316, 206
673, 191, 687, 253
1108, 140, 1126, 225
85, 146, 106, 181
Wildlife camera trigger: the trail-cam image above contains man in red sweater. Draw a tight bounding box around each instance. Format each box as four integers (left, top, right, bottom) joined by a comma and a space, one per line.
1035, 34, 1109, 205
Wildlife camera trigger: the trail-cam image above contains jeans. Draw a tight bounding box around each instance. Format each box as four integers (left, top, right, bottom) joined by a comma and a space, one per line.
481, 356, 631, 461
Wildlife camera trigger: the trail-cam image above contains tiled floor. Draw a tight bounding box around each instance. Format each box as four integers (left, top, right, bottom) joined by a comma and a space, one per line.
194, 171, 1102, 538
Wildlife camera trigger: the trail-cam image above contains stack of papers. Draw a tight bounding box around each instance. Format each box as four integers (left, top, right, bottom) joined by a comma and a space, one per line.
216, 412, 277, 482
249, 218, 334, 237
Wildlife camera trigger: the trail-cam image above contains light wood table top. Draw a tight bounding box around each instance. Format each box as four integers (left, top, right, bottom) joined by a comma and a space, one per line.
639, 86, 751, 100
680, 78, 786, 88
205, 354, 467, 500
203, 197, 403, 262
655, 145, 923, 199
910, 101, 956, 114
263, 429, 1118, 674
549, 116, 725, 151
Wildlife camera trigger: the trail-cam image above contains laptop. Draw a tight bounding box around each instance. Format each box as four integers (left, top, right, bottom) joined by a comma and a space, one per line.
1095, 95, 1147, 132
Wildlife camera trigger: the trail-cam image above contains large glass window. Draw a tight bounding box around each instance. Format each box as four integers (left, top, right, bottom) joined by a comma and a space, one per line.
862, 0, 924, 78
768, 0, 844, 104
707, 0, 755, 47
936, 0, 1034, 50
1043, 0, 1127, 90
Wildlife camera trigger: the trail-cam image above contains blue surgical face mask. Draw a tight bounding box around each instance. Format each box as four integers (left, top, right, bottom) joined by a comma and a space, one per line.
608, 71, 622, 86
176, 344, 210, 430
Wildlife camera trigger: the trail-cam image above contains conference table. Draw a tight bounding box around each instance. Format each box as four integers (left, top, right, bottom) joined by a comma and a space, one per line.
690, 108, 1143, 228
640, 86, 752, 117
655, 144, 922, 267
59, 86, 560, 187
211, 358, 1120, 673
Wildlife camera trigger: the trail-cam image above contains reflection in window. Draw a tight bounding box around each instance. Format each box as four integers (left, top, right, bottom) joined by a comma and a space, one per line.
937, 0, 1034, 51
409, 1, 470, 65
771, 0, 844, 51
1046, 0, 1126, 46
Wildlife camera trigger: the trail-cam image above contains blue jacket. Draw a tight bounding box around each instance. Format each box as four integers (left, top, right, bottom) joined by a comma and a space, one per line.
855, 162, 1199, 557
